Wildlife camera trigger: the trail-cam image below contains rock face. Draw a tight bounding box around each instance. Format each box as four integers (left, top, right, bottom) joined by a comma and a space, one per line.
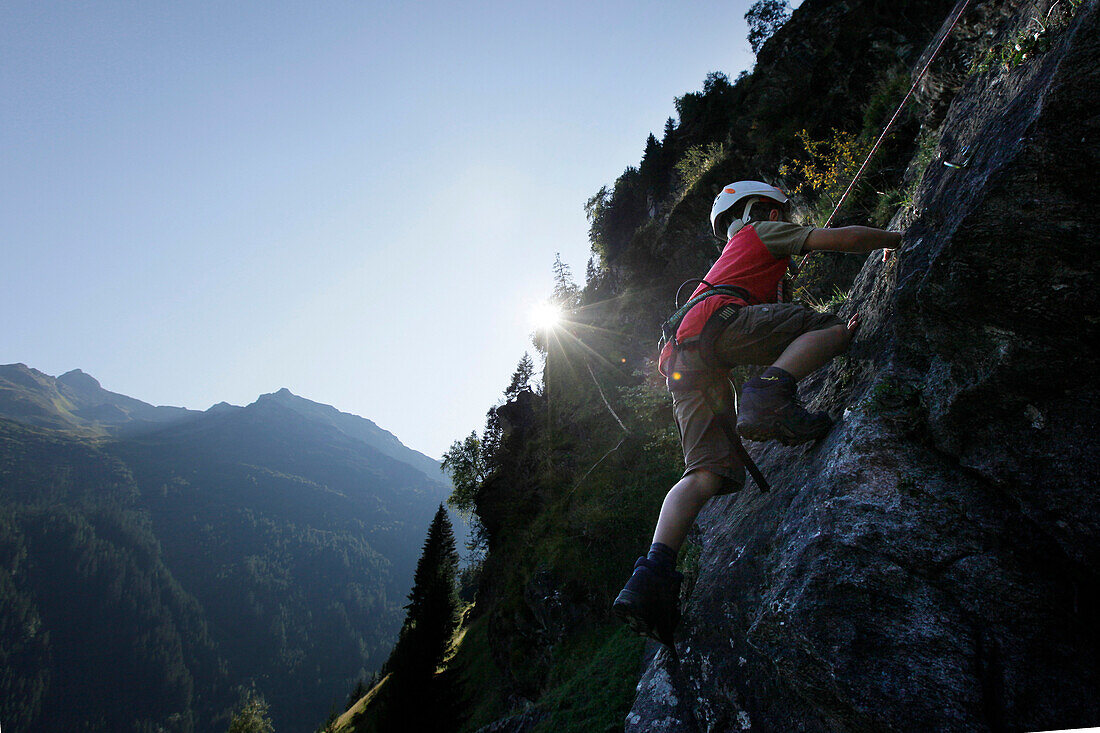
628, 1, 1100, 731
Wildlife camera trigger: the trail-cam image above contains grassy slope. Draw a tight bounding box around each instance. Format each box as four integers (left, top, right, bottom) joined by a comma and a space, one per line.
331, 674, 391, 733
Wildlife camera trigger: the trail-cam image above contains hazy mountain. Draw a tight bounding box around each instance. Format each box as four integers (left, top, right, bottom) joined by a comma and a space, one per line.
0, 363, 197, 435
259, 387, 445, 485
0, 368, 453, 732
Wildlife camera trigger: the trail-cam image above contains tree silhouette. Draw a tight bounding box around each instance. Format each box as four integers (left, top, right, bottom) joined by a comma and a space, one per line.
551, 253, 579, 308
376, 505, 461, 729
385, 504, 459, 681
443, 432, 485, 518
746, 0, 791, 54
505, 353, 535, 401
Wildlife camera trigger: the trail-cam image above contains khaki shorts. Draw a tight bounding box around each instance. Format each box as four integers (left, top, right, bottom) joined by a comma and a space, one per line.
671, 303, 843, 491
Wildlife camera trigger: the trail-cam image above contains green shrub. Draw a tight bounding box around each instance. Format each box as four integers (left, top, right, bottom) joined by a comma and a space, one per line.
779, 128, 869, 225
673, 142, 726, 201
970, 0, 1084, 76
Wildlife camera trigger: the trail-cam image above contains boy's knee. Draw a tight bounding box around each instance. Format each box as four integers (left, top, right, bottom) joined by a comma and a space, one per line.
684, 469, 724, 498
825, 323, 851, 351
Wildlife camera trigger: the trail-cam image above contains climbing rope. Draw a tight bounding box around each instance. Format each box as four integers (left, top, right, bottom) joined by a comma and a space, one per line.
795, 0, 975, 274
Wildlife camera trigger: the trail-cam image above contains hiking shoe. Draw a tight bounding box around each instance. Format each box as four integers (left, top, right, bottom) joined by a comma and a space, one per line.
612, 557, 682, 648
737, 375, 832, 445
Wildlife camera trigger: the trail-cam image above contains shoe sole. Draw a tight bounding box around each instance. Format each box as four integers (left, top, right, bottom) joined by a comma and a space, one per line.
737, 417, 827, 446
613, 590, 672, 647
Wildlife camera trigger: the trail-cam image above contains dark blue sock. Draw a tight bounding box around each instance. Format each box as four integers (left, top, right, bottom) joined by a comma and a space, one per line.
761, 366, 795, 384
647, 542, 677, 571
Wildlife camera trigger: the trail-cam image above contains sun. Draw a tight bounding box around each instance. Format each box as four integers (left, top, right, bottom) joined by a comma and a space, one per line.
530, 302, 562, 331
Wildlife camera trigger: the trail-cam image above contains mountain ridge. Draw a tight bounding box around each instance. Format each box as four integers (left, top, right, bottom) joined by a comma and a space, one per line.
0, 363, 454, 731
0, 363, 446, 485
0, 363, 198, 436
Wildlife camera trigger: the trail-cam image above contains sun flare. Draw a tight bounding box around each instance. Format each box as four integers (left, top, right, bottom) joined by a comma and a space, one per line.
530, 302, 562, 330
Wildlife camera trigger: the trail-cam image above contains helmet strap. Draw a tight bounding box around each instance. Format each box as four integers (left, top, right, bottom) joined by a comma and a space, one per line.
740, 197, 760, 224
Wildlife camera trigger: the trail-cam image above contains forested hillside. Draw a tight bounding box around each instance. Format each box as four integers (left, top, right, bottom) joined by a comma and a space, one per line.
339, 0, 1100, 730
0, 368, 451, 731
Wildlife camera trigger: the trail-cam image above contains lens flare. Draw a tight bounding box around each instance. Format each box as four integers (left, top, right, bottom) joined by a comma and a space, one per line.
531, 302, 562, 330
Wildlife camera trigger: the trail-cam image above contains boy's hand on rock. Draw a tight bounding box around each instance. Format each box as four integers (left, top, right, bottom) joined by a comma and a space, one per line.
883, 230, 903, 261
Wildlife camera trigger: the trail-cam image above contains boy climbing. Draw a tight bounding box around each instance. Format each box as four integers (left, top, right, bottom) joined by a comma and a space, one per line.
614, 180, 902, 648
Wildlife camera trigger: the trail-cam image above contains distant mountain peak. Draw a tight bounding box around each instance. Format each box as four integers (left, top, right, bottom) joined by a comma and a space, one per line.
58, 368, 103, 393
0, 365, 197, 435
248, 388, 445, 485
257, 387, 296, 403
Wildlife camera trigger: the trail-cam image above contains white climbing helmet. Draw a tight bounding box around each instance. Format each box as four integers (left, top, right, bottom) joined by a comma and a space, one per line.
709, 181, 789, 238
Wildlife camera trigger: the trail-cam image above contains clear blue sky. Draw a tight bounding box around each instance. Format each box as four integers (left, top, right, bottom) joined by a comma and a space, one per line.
1, 1, 781, 459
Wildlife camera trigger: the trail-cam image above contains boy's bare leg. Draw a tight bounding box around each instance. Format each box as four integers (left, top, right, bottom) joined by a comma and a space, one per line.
772, 313, 858, 381
651, 469, 723, 552
615, 470, 723, 647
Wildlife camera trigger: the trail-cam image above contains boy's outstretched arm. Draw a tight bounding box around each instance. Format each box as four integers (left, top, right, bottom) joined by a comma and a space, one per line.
804, 226, 902, 254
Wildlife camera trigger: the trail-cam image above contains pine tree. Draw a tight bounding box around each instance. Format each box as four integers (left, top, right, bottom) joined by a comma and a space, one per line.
551, 253, 579, 308
504, 353, 535, 401
404, 505, 459, 638
226, 688, 273, 733
640, 132, 670, 198
662, 116, 676, 144
376, 505, 461, 729
387, 504, 460, 682
344, 677, 369, 711
640, 132, 661, 178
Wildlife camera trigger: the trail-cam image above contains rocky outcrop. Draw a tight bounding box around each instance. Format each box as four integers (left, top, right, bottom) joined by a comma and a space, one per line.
628, 1, 1100, 730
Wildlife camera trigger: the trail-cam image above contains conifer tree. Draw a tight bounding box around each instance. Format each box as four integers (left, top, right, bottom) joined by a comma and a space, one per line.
640, 132, 661, 181
551, 253, 579, 308
662, 116, 676, 144
385, 505, 459, 680
640, 131, 670, 197
344, 677, 369, 711
376, 505, 461, 729
226, 688, 273, 733
505, 353, 535, 401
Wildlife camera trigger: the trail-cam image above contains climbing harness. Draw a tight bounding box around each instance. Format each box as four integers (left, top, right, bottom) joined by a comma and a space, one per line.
659, 279, 771, 493
658, 279, 756, 374
793, 0, 976, 277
